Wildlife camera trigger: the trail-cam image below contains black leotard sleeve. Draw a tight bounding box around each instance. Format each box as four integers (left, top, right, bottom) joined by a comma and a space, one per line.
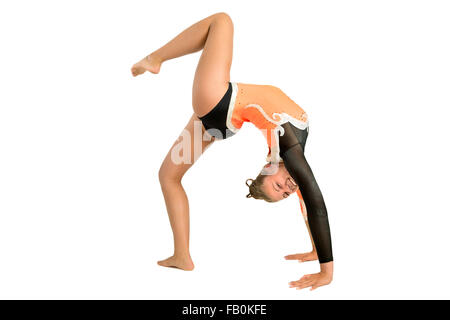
279, 123, 333, 263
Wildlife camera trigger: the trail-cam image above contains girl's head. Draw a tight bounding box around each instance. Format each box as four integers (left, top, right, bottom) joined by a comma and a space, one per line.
246, 162, 298, 202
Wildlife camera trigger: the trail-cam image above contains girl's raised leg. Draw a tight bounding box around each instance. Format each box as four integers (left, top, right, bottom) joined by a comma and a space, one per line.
131, 12, 234, 119
130, 12, 219, 76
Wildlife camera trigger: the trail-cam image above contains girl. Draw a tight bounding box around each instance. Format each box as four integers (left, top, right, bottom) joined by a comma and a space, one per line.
131, 12, 333, 290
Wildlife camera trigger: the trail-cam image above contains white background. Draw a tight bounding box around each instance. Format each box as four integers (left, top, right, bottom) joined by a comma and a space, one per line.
1, 0, 449, 299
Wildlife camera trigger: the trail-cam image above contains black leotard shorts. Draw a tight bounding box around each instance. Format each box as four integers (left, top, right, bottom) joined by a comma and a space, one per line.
198, 82, 234, 140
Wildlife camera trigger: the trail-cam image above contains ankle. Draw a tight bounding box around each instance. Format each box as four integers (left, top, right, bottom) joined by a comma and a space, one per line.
173, 252, 192, 261
148, 52, 163, 64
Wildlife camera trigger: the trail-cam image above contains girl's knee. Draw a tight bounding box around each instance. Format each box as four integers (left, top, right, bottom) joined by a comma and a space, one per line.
159, 163, 183, 186
214, 12, 233, 25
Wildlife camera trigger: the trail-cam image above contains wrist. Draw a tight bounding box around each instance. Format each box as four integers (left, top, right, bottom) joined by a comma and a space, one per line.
319, 261, 334, 277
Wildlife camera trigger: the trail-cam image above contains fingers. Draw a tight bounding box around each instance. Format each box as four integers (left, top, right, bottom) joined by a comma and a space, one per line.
284, 253, 308, 260
284, 254, 302, 260
289, 274, 319, 290
296, 281, 314, 290
290, 279, 327, 291
284, 252, 317, 262
289, 272, 331, 291
289, 278, 311, 287
290, 279, 314, 290
289, 275, 311, 286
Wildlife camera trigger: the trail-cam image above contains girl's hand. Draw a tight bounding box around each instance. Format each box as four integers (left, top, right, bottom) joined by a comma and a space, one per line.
284, 251, 318, 263
289, 272, 332, 291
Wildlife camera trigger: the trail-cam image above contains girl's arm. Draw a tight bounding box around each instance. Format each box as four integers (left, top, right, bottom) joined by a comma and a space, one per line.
280, 140, 334, 290
281, 145, 333, 264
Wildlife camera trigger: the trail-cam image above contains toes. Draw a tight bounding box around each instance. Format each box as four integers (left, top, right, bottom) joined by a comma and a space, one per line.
157, 258, 171, 267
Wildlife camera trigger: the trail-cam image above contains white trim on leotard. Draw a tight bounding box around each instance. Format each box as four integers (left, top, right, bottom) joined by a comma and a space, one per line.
244, 104, 309, 163
226, 82, 239, 133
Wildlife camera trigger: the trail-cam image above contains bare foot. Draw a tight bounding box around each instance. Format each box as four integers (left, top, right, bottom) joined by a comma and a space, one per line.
157, 255, 195, 271
131, 54, 162, 76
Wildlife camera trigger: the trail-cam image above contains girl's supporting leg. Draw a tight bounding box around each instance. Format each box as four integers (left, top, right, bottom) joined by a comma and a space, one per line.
158, 114, 215, 270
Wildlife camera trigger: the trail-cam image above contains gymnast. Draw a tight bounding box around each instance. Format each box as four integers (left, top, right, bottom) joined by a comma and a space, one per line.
131, 12, 333, 290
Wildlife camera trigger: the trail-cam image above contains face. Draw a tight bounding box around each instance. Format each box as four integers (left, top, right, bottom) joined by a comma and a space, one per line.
260, 162, 298, 202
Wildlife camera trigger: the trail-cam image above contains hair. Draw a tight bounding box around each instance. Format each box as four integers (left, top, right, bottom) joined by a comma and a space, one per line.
245, 174, 275, 203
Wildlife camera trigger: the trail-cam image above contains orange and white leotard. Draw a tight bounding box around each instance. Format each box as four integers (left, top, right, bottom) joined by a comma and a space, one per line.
226, 82, 309, 163
199, 82, 310, 217
198, 81, 333, 263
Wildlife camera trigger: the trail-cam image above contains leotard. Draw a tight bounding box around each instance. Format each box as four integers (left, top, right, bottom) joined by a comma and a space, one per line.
199, 81, 333, 263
